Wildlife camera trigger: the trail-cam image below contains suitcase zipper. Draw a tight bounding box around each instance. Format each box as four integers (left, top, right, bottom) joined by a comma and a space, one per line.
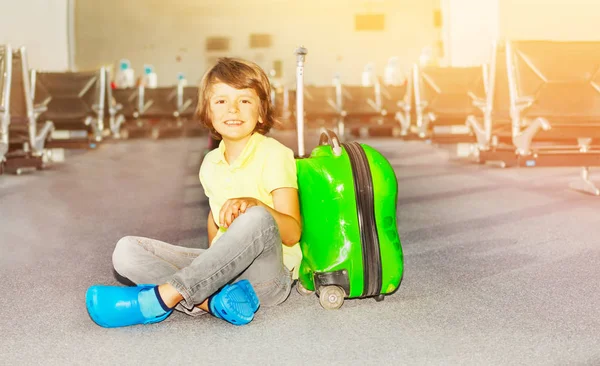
342, 142, 382, 297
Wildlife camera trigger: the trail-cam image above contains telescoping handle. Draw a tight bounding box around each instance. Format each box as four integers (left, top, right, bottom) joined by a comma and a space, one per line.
319, 129, 343, 156
294, 46, 307, 157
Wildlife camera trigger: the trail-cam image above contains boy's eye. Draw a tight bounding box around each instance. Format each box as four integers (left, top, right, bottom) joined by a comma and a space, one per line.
240, 99, 251, 104
214, 99, 226, 104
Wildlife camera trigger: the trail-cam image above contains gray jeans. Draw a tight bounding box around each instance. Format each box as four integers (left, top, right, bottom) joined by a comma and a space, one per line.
112, 206, 292, 315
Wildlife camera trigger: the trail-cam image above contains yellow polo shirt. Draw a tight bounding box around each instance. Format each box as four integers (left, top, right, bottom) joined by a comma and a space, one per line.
199, 132, 302, 279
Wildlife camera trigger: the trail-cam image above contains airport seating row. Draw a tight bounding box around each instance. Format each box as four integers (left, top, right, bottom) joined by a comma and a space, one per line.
271, 40, 600, 195
2, 41, 599, 195
0, 45, 206, 174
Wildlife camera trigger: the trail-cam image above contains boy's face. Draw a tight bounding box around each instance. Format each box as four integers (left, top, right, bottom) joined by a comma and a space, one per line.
208, 82, 262, 143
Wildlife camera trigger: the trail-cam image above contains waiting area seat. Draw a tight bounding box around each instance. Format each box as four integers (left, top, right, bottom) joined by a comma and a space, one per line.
471, 40, 600, 195
2, 40, 599, 197
33, 68, 105, 149
272, 86, 296, 130
2, 46, 55, 174
413, 64, 486, 144
116, 85, 205, 139
178, 86, 204, 136
302, 85, 341, 133
0, 45, 10, 168
380, 81, 412, 137
272, 79, 411, 138
342, 83, 397, 137
467, 42, 513, 154
104, 70, 126, 139
139, 86, 181, 139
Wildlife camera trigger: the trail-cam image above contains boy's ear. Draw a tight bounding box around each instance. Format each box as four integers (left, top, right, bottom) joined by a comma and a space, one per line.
258, 116, 263, 124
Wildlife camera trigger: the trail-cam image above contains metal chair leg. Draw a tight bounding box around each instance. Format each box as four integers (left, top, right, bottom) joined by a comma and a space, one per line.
569, 167, 600, 196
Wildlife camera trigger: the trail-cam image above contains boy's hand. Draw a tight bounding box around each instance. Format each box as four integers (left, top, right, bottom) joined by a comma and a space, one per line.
219, 197, 263, 228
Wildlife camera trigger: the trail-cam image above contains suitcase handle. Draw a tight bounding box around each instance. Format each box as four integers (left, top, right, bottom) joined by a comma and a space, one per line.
319, 129, 343, 156
294, 46, 308, 157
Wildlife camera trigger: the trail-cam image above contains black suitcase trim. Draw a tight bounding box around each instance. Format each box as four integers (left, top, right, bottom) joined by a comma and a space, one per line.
343, 142, 382, 297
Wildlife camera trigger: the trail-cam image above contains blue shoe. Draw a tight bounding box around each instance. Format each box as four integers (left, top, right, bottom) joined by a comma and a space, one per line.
86, 284, 172, 328
209, 280, 260, 326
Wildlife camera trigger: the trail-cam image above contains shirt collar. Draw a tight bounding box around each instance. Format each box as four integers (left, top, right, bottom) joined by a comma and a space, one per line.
212, 133, 266, 168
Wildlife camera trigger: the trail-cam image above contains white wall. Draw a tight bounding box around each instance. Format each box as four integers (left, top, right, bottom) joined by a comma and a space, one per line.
75, 0, 440, 86
5, 0, 598, 79
0, 0, 70, 71
440, 0, 498, 67
500, 0, 600, 41
436, 0, 600, 67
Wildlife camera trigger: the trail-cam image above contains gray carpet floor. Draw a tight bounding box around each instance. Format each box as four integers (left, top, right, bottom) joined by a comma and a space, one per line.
1, 132, 600, 365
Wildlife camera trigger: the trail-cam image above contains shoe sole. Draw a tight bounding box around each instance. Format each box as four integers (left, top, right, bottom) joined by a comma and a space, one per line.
236, 280, 260, 312
213, 281, 260, 325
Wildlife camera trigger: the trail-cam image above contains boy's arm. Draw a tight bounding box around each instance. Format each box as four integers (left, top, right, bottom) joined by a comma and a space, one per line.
265, 187, 302, 246
218, 188, 302, 246
207, 210, 219, 246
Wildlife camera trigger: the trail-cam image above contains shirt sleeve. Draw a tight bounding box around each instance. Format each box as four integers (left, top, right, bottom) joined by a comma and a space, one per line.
199, 158, 213, 199
262, 143, 298, 193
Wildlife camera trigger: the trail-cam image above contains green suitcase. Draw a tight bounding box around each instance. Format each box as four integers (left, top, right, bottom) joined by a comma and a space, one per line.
296, 130, 404, 309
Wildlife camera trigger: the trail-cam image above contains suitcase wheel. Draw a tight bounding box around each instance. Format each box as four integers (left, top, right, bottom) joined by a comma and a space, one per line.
375, 295, 385, 302
319, 285, 345, 310
296, 282, 314, 296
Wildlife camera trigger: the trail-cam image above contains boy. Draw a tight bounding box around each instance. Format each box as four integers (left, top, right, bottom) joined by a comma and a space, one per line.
86, 58, 302, 327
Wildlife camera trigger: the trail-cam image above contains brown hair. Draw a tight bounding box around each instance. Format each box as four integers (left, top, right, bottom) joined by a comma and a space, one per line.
196, 57, 275, 139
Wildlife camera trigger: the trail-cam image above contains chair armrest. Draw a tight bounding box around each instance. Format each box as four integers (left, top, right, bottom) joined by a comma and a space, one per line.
515, 96, 535, 110
33, 104, 47, 114
178, 99, 192, 113
472, 98, 487, 110
397, 101, 411, 112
